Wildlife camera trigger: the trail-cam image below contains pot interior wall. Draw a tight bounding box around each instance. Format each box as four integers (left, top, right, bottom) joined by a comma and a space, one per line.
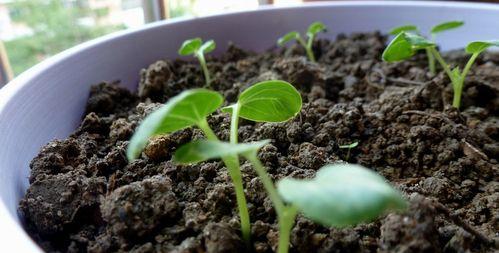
0, 1, 499, 252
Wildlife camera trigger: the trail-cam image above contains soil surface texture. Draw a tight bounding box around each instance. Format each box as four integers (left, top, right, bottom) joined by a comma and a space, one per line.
20, 32, 499, 253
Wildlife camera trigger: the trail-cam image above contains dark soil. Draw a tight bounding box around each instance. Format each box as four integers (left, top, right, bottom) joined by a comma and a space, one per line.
20, 32, 499, 253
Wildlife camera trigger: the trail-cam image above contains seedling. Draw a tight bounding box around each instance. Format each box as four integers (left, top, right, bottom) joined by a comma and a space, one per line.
389, 21, 464, 75
221, 79, 303, 144
127, 80, 302, 245
383, 32, 499, 108
339, 141, 358, 162
127, 88, 251, 243
175, 141, 407, 253
178, 38, 216, 87
277, 21, 327, 62
128, 79, 406, 252
171, 83, 405, 253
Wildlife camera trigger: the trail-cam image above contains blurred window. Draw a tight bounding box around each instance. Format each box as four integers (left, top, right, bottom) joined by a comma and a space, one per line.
0, 0, 278, 77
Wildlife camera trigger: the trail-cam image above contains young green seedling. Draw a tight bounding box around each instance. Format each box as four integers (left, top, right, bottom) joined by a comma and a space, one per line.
277, 21, 327, 62
173, 82, 405, 253
382, 31, 499, 108
178, 38, 216, 87
126, 88, 251, 242
221, 80, 303, 145
175, 141, 407, 253
389, 21, 464, 75
127, 80, 301, 246
339, 141, 358, 162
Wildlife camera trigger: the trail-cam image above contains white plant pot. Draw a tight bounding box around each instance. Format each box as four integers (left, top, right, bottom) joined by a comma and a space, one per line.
1, 1, 499, 251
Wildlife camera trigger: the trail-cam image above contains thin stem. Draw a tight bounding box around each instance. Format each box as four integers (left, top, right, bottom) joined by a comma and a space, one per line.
346, 148, 351, 162
461, 53, 479, 82
224, 155, 251, 244
226, 103, 251, 243
245, 153, 284, 213
229, 103, 240, 144
306, 36, 316, 62
425, 48, 436, 75
277, 206, 298, 253
246, 153, 300, 253
296, 36, 307, 50
428, 47, 456, 83
452, 80, 463, 108
297, 36, 315, 62
197, 118, 251, 244
197, 118, 218, 140
196, 52, 211, 87
451, 52, 478, 108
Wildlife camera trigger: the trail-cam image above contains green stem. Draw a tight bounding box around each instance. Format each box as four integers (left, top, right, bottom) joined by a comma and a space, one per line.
246, 154, 285, 213
297, 36, 315, 62
246, 153, 299, 253
197, 118, 251, 244
429, 47, 476, 109
346, 148, 351, 162
224, 156, 251, 244
230, 103, 240, 144
226, 103, 251, 244
306, 36, 316, 62
451, 52, 479, 109
197, 118, 218, 140
428, 47, 455, 82
452, 80, 463, 109
277, 206, 298, 253
426, 48, 436, 75
461, 53, 479, 81
197, 52, 211, 87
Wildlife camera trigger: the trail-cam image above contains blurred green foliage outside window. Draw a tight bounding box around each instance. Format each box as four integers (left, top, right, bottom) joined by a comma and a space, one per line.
1, 0, 259, 76
4, 0, 124, 75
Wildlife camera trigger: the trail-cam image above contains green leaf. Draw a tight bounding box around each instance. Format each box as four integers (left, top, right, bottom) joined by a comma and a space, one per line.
178, 38, 202, 56
389, 25, 418, 35
382, 32, 436, 62
232, 80, 302, 122
339, 141, 358, 149
277, 31, 300, 46
277, 164, 407, 227
431, 21, 464, 34
174, 140, 270, 164
127, 89, 223, 161
382, 32, 415, 62
200, 40, 216, 54
306, 21, 327, 38
465, 40, 499, 54
403, 32, 435, 49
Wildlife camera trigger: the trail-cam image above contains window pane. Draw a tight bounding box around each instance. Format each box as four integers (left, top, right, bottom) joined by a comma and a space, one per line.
1, 0, 145, 75
0, 0, 266, 76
